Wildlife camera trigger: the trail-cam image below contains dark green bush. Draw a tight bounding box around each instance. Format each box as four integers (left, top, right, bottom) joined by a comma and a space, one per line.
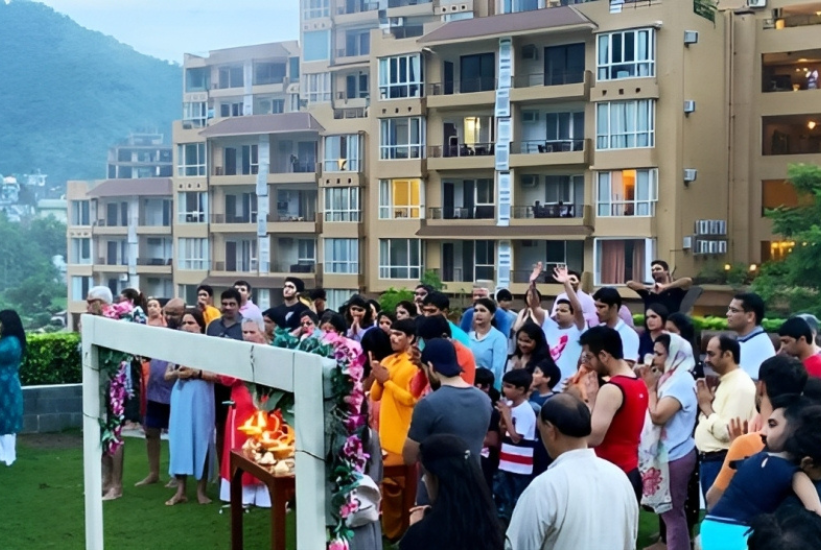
20, 332, 81, 386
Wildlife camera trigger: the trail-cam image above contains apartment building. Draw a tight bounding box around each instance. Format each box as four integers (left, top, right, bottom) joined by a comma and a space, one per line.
107, 131, 173, 179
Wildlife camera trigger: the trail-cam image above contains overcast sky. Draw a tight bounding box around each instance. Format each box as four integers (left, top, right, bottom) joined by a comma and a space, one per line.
33, 0, 300, 63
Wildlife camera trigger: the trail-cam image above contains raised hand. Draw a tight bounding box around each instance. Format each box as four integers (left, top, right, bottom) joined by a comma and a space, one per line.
553, 265, 569, 285
728, 417, 749, 443
529, 261, 543, 285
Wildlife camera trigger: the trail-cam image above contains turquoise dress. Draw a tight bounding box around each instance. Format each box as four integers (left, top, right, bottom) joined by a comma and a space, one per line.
0, 335, 23, 435
168, 378, 216, 479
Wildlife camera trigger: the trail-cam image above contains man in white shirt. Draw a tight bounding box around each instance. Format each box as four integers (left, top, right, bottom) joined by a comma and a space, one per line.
726, 292, 775, 380
592, 287, 640, 365
550, 269, 599, 328
543, 266, 587, 386
505, 394, 638, 550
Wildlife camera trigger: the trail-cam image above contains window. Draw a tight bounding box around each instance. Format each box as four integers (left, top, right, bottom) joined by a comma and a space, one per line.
345, 72, 370, 99
178, 238, 209, 270
304, 30, 331, 62
761, 180, 811, 215
761, 241, 795, 263
594, 238, 653, 285
501, 0, 538, 13
177, 143, 206, 176
460, 53, 495, 93
545, 175, 584, 209
597, 29, 656, 81
324, 188, 361, 222
302, 73, 331, 103
254, 62, 286, 85
178, 284, 199, 305
345, 29, 370, 57
185, 68, 209, 92
441, 179, 494, 219
303, 0, 329, 19
71, 276, 92, 301
544, 111, 584, 148
324, 135, 361, 172
596, 100, 655, 150
218, 66, 244, 89
178, 192, 207, 223
256, 98, 285, 115
597, 169, 658, 217
544, 43, 585, 85
379, 239, 423, 279
71, 200, 90, 225
545, 240, 584, 272
325, 239, 360, 274
142, 198, 172, 226
223, 145, 259, 175
379, 179, 423, 219
473, 240, 495, 281
225, 239, 257, 272
298, 239, 316, 264
378, 54, 424, 99
380, 118, 424, 160
183, 102, 207, 127
324, 289, 353, 311
220, 100, 245, 118
70, 238, 92, 265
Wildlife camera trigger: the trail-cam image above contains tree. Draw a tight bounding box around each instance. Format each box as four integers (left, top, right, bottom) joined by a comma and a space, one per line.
753, 163, 821, 316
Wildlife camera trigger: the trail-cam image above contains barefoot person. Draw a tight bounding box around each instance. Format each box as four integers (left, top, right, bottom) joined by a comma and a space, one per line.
165, 309, 216, 505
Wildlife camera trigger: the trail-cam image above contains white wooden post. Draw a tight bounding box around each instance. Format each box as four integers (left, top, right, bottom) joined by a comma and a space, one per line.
80, 315, 328, 550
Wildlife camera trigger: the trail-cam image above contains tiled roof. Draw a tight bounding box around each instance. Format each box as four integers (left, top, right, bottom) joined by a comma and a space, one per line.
86, 178, 172, 198
200, 113, 324, 138
418, 6, 595, 44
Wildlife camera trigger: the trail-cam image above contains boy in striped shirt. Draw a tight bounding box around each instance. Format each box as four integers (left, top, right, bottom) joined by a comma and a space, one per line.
494, 368, 537, 525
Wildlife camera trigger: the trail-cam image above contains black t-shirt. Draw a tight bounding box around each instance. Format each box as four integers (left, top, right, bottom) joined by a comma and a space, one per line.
269, 302, 310, 330
637, 287, 688, 313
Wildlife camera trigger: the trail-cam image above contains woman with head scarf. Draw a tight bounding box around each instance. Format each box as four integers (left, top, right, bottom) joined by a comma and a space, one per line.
638, 333, 698, 550
0, 310, 25, 466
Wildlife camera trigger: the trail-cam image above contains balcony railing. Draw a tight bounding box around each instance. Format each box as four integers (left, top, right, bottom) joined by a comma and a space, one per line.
336, 47, 370, 59
95, 219, 127, 228
426, 78, 497, 96
136, 258, 173, 266
388, 0, 432, 6
512, 203, 581, 219
212, 166, 260, 176
766, 13, 821, 29
513, 70, 586, 88
211, 213, 258, 224
428, 206, 496, 220
336, 2, 378, 15
435, 265, 495, 283
270, 261, 317, 274
214, 261, 257, 273
511, 140, 584, 154
333, 107, 368, 119
98, 256, 129, 266
428, 142, 495, 158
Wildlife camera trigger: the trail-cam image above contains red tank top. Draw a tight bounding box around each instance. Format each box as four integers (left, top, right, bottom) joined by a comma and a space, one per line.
594, 375, 648, 473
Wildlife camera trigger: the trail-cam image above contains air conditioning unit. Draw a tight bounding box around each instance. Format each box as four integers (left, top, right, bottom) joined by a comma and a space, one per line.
521, 45, 538, 60
390, 17, 404, 27
684, 169, 698, 184
747, 0, 766, 8
684, 30, 699, 46
522, 111, 539, 123
684, 100, 696, 114
683, 236, 693, 250
118, 273, 129, 282
521, 175, 538, 188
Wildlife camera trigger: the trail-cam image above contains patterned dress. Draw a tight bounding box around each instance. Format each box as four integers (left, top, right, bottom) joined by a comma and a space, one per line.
0, 335, 23, 435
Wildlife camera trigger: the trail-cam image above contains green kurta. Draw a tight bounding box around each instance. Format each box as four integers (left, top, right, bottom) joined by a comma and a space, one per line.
0, 335, 23, 435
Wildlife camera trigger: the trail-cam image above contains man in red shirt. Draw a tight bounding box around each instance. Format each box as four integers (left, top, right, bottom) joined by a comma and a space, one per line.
576, 325, 649, 500
778, 316, 821, 378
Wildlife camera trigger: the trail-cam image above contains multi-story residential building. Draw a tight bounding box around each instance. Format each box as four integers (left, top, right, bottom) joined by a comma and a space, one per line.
67, 1, 821, 317
107, 131, 173, 179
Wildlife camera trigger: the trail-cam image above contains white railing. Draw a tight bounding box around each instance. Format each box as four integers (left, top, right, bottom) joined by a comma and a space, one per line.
81, 315, 329, 549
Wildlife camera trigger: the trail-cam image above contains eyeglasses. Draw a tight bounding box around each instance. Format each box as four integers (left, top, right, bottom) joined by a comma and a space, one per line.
727, 307, 744, 314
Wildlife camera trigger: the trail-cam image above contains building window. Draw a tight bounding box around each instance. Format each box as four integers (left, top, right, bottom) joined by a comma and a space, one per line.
324, 135, 361, 172
178, 284, 198, 305
378, 54, 424, 99
177, 192, 207, 223
218, 65, 244, 89
761, 240, 795, 263
379, 118, 424, 160
514, 240, 583, 281
597, 169, 658, 217
440, 240, 495, 282
303, 0, 329, 19
70, 238, 92, 265
344, 29, 370, 57
545, 240, 584, 272
379, 179, 423, 219
183, 102, 207, 128
324, 289, 353, 311
345, 72, 369, 100
302, 73, 331, 103
71, 276, 92, 301
460, 53, 495, 93
594, 238, 654, 285
324, 188, 361, 222
597, 28, 656, 81
177, 143, 206, 176
595, 100, 655, 150
256, 97, 285, 115
761, 180, 811, 215
304, 30, 331, 62
185, 68, 209, 92
500, 0, 538, 13
254, 62, 286, 85
223, 145, 259, 175
379, 239, 423, 280
324, 238, 359, 274
71, 200, 90, 225
178, 238, 209, 270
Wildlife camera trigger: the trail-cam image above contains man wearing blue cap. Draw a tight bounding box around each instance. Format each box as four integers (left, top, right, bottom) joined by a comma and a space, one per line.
402, 338, 492, 507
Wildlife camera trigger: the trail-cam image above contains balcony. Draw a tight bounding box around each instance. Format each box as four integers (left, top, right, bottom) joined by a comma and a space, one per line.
92, 219, 128, 236
269, 261, 318, 275
509, 138, 590, 168
386, 0, 435, 17
427, 142, 495, 171
428, 206, 496, 221
510, 204, 593, 233
213, 260, 258, 274
267, 212, 321, 234
762, 115, 821, 156
761, 4, 821, 53
336, 1, 379, 16
511, 70, 591, 103
135, 257, 173, 274
426, 78, 497, 109
512, 203, 581, 220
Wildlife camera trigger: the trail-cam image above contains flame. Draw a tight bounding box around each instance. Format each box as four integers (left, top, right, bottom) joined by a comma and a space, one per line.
239, 409, 295, 461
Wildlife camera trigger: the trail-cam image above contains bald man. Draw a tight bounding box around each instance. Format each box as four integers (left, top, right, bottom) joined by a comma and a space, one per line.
163, 298, 185, 330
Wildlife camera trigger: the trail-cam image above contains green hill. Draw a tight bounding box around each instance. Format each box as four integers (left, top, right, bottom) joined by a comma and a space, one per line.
0, 0, 181, 188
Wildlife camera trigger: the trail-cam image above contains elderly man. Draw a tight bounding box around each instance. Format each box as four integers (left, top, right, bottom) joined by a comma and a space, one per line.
85, 286, 127, 501
163, 298, 186, 330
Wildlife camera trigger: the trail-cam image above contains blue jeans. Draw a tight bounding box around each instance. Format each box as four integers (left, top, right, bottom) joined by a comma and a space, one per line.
493, 470, 531, 523
699, 455, 724, 498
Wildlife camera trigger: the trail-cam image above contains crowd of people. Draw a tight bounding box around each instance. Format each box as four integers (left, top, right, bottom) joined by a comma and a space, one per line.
4, 257, 821, 549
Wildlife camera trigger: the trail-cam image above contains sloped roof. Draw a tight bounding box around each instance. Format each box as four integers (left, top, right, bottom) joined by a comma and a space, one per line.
200, 113, 324, 138
86, 178, 172, 198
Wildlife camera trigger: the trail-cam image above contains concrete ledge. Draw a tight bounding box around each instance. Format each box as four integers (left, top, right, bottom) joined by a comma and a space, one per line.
22, 383, 83, 434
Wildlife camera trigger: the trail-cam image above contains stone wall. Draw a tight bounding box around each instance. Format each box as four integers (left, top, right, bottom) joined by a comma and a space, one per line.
21, 384, 83, 433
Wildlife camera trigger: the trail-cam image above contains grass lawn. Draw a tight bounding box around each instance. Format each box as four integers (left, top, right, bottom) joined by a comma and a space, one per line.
2, 431, 660, 549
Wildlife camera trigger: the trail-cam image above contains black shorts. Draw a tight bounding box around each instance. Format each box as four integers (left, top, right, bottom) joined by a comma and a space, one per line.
144, 400, 171, 430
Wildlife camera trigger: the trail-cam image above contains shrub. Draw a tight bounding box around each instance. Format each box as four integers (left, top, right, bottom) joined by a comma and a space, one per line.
378, 287, 415, 314
631, 314, 785, 333
20, 332, 81, 386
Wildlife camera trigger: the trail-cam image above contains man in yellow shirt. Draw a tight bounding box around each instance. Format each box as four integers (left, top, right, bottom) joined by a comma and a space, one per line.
370, 317, 419, 540
695, 335, 757, 496
196, 284, 222, 328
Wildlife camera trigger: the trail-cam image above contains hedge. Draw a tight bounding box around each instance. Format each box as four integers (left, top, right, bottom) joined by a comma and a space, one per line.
632, 315, 785, 333
20, 332, 81, 386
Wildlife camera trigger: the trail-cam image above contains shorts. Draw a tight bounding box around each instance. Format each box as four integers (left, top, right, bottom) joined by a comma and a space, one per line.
144, 400, 171, 430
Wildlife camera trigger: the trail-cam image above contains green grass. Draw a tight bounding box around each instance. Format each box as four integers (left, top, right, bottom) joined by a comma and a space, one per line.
2, 432, 661, 549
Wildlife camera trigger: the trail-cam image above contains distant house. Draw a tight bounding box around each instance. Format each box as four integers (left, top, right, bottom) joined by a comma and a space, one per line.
37, 198, 68, 223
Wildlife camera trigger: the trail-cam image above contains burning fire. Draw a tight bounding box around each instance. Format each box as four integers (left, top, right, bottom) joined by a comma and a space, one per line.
239, 409, 295, 474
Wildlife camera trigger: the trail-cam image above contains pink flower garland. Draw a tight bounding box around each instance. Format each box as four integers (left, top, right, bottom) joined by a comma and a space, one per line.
104, 364, 128, 455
